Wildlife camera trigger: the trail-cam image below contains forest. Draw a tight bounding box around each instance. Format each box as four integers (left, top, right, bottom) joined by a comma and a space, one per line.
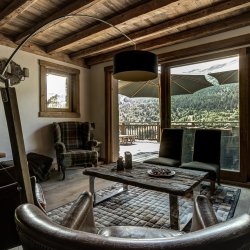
119, 83, 239, 126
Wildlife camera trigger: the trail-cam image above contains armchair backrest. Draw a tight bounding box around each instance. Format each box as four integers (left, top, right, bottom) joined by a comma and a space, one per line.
159, 128, 183, 161
193, 129, 221, 164
54, 122, 91, 150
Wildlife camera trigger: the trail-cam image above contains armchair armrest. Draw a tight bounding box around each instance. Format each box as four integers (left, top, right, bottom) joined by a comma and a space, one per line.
86, 140, 98, 150
54, 142, 66, 153
61, 191, 97, 233
190, 195, 218, 232
30, 176, 46, 214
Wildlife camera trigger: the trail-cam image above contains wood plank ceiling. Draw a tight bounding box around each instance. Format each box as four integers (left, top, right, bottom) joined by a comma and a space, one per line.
0, 0, 249, 68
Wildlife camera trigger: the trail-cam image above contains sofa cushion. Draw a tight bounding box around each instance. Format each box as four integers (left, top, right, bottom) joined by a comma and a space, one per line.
62, 150, 98, 167
98, 226, 185, 239
180, 161, 218, 180
144, 157, 180, 167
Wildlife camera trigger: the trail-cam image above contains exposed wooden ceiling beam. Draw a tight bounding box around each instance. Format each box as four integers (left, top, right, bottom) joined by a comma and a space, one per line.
0, 0, 37, 27
70, 0, 250, 59
158, 33, 250, 63
45, 0, 179, 53
0, 33, 85, 67
85, 12, 250, 66
15, 0, 104, 43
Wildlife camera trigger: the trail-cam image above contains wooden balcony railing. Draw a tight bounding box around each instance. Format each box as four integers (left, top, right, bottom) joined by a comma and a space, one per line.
119, 122, 161, 141
119, 121, 239, 142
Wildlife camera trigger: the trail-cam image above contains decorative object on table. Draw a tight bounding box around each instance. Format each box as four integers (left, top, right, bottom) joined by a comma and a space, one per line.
147, 167, 175, 177
124, 151, 132, 169
116, 156, 124, 171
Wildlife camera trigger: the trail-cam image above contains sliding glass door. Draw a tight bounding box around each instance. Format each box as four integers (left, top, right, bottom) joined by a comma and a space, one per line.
160, 50, 248, 183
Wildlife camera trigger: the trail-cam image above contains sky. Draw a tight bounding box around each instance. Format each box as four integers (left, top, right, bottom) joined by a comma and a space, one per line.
47, 74, 67, 98
170, 56, 239, 75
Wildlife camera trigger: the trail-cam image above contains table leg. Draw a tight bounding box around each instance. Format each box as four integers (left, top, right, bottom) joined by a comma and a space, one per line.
193, 183, 201, 198
89, 176, 95, 203
123, 183, 128, 191
169, 194, 179, 230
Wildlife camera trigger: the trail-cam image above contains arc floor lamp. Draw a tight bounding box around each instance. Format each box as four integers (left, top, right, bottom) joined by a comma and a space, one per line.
0, 14, 158, 203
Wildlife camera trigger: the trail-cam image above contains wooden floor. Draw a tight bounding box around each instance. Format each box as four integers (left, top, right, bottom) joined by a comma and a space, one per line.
41, 167, 250, 217
41, 168, 115, 210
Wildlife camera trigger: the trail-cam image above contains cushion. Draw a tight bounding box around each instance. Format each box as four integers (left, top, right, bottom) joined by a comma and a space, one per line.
180, 161, 219, 180
59, 122, 84, 150
62, 150, 98, 167
144, 157, 180, 167
98, 226, 185, 239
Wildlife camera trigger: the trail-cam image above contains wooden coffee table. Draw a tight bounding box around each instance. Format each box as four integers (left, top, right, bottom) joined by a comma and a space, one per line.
83, 162, 208, 230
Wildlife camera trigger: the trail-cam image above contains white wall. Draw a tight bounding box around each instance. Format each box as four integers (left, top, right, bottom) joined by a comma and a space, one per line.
0, 45, 90, 161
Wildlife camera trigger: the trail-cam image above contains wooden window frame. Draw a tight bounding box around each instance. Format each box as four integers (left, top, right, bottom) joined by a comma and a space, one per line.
39, 60, 80, 118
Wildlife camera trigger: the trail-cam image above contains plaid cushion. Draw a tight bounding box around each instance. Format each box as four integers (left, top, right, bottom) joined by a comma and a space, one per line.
62, 150, 98, 167
57, 122, 90, 150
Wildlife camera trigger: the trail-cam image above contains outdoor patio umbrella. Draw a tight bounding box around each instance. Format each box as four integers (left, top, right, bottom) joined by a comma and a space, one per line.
208, 70, 239, 85
170, 74, 213, 95
119, 78, 159, 98
118, 74, 213, 98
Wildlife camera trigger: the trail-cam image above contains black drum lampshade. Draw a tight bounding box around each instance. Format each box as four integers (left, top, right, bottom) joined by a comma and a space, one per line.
113, 50, 158, 82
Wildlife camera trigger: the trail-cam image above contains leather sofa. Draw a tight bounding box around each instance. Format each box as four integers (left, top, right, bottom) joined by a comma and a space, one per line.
15, 191, 250, 250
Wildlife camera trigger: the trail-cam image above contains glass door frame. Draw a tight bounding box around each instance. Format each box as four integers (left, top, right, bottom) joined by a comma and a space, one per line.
160, 49, 250, 183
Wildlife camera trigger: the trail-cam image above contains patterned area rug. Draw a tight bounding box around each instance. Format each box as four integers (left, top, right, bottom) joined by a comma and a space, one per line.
48, 183, 240, 231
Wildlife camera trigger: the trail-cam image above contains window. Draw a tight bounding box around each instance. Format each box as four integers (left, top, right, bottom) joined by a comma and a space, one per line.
169, 55, 240, 172
39, 60, 80, 118
161, 49, 250, 183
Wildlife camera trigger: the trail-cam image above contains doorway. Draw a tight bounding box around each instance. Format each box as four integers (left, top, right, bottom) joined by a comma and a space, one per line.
118, 77, 161, 160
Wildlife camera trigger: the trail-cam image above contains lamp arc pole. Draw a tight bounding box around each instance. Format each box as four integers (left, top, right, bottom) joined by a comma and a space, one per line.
0, 14, 158, 203
0, 14, 140, 204
0, 14, 137, 81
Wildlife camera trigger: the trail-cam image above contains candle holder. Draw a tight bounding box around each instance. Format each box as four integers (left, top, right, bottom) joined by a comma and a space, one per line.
117, 156, 124, 171
124, 151, 132, 169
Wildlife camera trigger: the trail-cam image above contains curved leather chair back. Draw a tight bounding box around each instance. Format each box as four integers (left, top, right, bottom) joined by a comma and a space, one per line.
16, 203, 250, 250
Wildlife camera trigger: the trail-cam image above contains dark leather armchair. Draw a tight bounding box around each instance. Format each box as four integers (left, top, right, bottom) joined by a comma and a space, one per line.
15, 191, 250, 250
144, 128, 183, 167
53, 121, 98, 180
180, 129, 221, 193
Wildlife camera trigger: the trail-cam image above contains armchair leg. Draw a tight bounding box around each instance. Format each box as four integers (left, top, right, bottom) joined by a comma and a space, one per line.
60, 165, 66, 181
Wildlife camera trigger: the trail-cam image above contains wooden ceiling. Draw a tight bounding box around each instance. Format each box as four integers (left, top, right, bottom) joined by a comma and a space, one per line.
0, 0, 249, 68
